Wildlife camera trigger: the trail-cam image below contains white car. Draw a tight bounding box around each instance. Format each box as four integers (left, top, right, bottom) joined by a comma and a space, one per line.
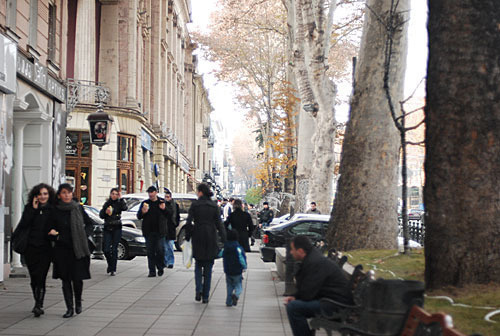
121, 192, 198, 250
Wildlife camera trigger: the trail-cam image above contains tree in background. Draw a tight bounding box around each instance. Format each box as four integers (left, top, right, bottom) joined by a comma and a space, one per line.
245, 186, 263, 206
231, 122, 260, 191
424, 0, 500, 288
284, 0, 362, 213
328, 0, 409, 250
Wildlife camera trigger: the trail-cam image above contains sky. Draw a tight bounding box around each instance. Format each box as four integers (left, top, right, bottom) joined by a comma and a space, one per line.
188, 0, 428, 136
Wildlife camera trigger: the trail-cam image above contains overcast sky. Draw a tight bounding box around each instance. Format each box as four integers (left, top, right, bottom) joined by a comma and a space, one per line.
189, 0, 428, 138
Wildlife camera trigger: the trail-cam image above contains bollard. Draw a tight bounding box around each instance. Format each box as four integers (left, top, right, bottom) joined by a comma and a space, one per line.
283, 238, 296, 296
92, 226, 105, 260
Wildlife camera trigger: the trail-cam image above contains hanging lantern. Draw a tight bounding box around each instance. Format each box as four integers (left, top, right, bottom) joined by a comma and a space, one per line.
87, 109, 114, 150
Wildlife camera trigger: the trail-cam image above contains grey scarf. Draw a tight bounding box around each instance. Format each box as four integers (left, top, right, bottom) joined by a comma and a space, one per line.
56, 201, 90, 259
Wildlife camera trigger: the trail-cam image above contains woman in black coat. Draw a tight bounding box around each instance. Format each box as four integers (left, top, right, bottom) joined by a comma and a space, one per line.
224, 199, 253, 252
49, 183, 94, 318
99, 188, 128, 275
15, 183, 55, 317
185, 183, 226, 304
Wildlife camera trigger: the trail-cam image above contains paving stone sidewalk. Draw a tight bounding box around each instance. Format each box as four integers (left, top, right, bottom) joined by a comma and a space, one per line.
0, 249, 306, 336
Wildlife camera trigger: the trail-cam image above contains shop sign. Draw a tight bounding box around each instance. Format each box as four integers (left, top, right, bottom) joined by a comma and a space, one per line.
0, 34, 16, 94
65, 135, 77, 156
16, 52, 65, 102
141, 129, 153, 151
179, 155, 190, 173
89, 120, 110, 144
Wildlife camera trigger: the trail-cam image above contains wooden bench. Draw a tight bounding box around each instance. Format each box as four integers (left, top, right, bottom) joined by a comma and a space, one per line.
400, 305, 467, 336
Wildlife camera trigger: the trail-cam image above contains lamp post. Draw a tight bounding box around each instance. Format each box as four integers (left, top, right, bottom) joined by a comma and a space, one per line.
87, 87, 113, 150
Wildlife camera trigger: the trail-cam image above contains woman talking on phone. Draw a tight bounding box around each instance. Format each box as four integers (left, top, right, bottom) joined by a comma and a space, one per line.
14, 183, 56, 317
49, 183, 94, 318
99, 188, 128, 276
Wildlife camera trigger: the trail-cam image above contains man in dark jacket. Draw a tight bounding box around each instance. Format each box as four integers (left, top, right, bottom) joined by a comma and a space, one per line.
258, 202, 274, 227
137, 186, 172, 277
284, 236, 352, 336
163, 188, 180, 268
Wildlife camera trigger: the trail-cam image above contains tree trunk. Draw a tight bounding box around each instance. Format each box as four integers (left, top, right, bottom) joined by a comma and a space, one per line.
424, 0, 500, 288
288, 0, 338, 214
328, 0, 409, 250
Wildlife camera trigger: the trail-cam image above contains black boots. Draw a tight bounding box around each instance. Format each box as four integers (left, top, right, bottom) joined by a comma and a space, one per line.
31, 284, 45, 317
62, 281, 74, 318
73, 280, 83, 315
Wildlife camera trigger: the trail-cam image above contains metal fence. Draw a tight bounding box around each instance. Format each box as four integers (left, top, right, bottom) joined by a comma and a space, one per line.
398, 217, 425, 244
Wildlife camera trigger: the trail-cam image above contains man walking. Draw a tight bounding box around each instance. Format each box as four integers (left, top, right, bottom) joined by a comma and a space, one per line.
163, 189, 180, 269
284, 236, 352, 336
223, 197, 234, 221
248, 204, 259, 246
258, 202, 274, 228
137, 186, 172, 277
306, 202, 321, 214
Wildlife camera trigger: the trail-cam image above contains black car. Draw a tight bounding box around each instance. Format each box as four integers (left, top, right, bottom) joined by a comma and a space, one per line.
260, 214, 331, 262
84, 206, 147, 260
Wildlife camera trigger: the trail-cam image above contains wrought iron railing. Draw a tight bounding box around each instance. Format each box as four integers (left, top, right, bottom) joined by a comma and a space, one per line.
66, 79, 110, 112
398, 217, 425, 244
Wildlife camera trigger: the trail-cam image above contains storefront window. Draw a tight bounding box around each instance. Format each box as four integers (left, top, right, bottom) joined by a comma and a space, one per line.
65, 131, 92, 205
117, 134, 135, 195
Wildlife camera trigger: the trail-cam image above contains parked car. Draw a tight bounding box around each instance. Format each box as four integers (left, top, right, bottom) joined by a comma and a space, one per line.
120, 193, 198, 250
270, 214, 290, 226
84, 206, 147, 260
83, 205, 137, 229
408, 209, 425, 219
260, 214, 331, 262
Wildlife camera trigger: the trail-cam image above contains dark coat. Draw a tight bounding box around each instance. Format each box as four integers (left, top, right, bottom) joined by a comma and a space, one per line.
185, 196, 226, 261
99, 198, 128, 231
224, 209, 253, 252
17, 204, 52, 250
18, 204, 53, 284
223, 240, 247, 276
259, 208, 274, 224
137, 197, 172, 237
164, 200, 180, 240
294, 248, 353, 304
49, 203, 94, 281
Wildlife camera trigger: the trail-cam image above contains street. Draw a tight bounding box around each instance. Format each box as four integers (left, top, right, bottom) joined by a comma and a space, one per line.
0, 250, 298, 336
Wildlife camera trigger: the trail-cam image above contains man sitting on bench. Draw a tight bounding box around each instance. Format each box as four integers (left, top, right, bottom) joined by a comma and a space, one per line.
284, 236, 353, 336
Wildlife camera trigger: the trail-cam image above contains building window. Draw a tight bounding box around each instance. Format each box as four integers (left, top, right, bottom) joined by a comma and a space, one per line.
29, 0, 38, 48
65, 131, 92, 205
48, 3, 57, 61
117, 134, 135, 194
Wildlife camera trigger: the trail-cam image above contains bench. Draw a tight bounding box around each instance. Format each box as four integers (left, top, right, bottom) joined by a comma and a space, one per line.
309, 250, 425, 336
400, 305, 467, 336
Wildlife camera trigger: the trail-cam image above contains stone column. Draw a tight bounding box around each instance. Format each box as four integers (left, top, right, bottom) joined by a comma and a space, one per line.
126, 0, 138, 108
75, 0, 96, 82
11, 120, 28, 269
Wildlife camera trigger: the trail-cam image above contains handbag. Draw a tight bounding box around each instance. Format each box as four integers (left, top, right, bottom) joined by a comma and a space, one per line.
11, 225, 30, 254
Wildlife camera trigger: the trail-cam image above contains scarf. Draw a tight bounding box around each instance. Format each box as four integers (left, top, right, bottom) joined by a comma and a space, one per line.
56, 200, 90, 259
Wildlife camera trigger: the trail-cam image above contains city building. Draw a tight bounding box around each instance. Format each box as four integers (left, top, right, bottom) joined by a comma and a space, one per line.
0, 0, 217, 281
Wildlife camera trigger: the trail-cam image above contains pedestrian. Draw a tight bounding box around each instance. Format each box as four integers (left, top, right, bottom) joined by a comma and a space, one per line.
258, 202, 274, 228
99, 188, 128, 276
14, 183, 55, 317
248, 204, 259, 246
306, 201, 321, 214
163, 188, 180, 269
185, 183, 226, 304
137, 186, 172, 277
49, 183, 94, 318
223, 197, 234, 221
224, 199, 253, 252
223, 229, 247, 307
284, 236, 352, 336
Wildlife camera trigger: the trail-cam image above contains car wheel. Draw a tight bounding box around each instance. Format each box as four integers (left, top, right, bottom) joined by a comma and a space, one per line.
117, 240, 129, 260
175, 227, 186, 251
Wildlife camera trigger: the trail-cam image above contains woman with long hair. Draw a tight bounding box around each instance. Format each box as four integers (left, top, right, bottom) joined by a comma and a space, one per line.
49, 184, 94, 318
15, 183, 55, 317
224, 199, 254, 252
185, 183, 226, 303
99, 188, 128, 275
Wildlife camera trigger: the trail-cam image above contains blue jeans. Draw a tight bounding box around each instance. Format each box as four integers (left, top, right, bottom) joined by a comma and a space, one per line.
103, 228, 122, 273
225, 274, 242, 305
194, 260, 214, 300
163, 239, 175, 267
286, 299, 321, 336
145, 232, 165, 275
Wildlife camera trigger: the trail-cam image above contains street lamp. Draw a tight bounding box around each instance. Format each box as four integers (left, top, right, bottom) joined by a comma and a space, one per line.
87, 109, 113, 150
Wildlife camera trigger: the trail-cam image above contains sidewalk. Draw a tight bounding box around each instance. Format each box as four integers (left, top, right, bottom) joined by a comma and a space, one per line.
0, 249, 297, 336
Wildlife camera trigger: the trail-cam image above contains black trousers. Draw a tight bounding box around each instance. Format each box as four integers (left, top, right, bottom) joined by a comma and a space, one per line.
24, 245, 51, 288
103, 228, 122, 272
145, 232, 165, 274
